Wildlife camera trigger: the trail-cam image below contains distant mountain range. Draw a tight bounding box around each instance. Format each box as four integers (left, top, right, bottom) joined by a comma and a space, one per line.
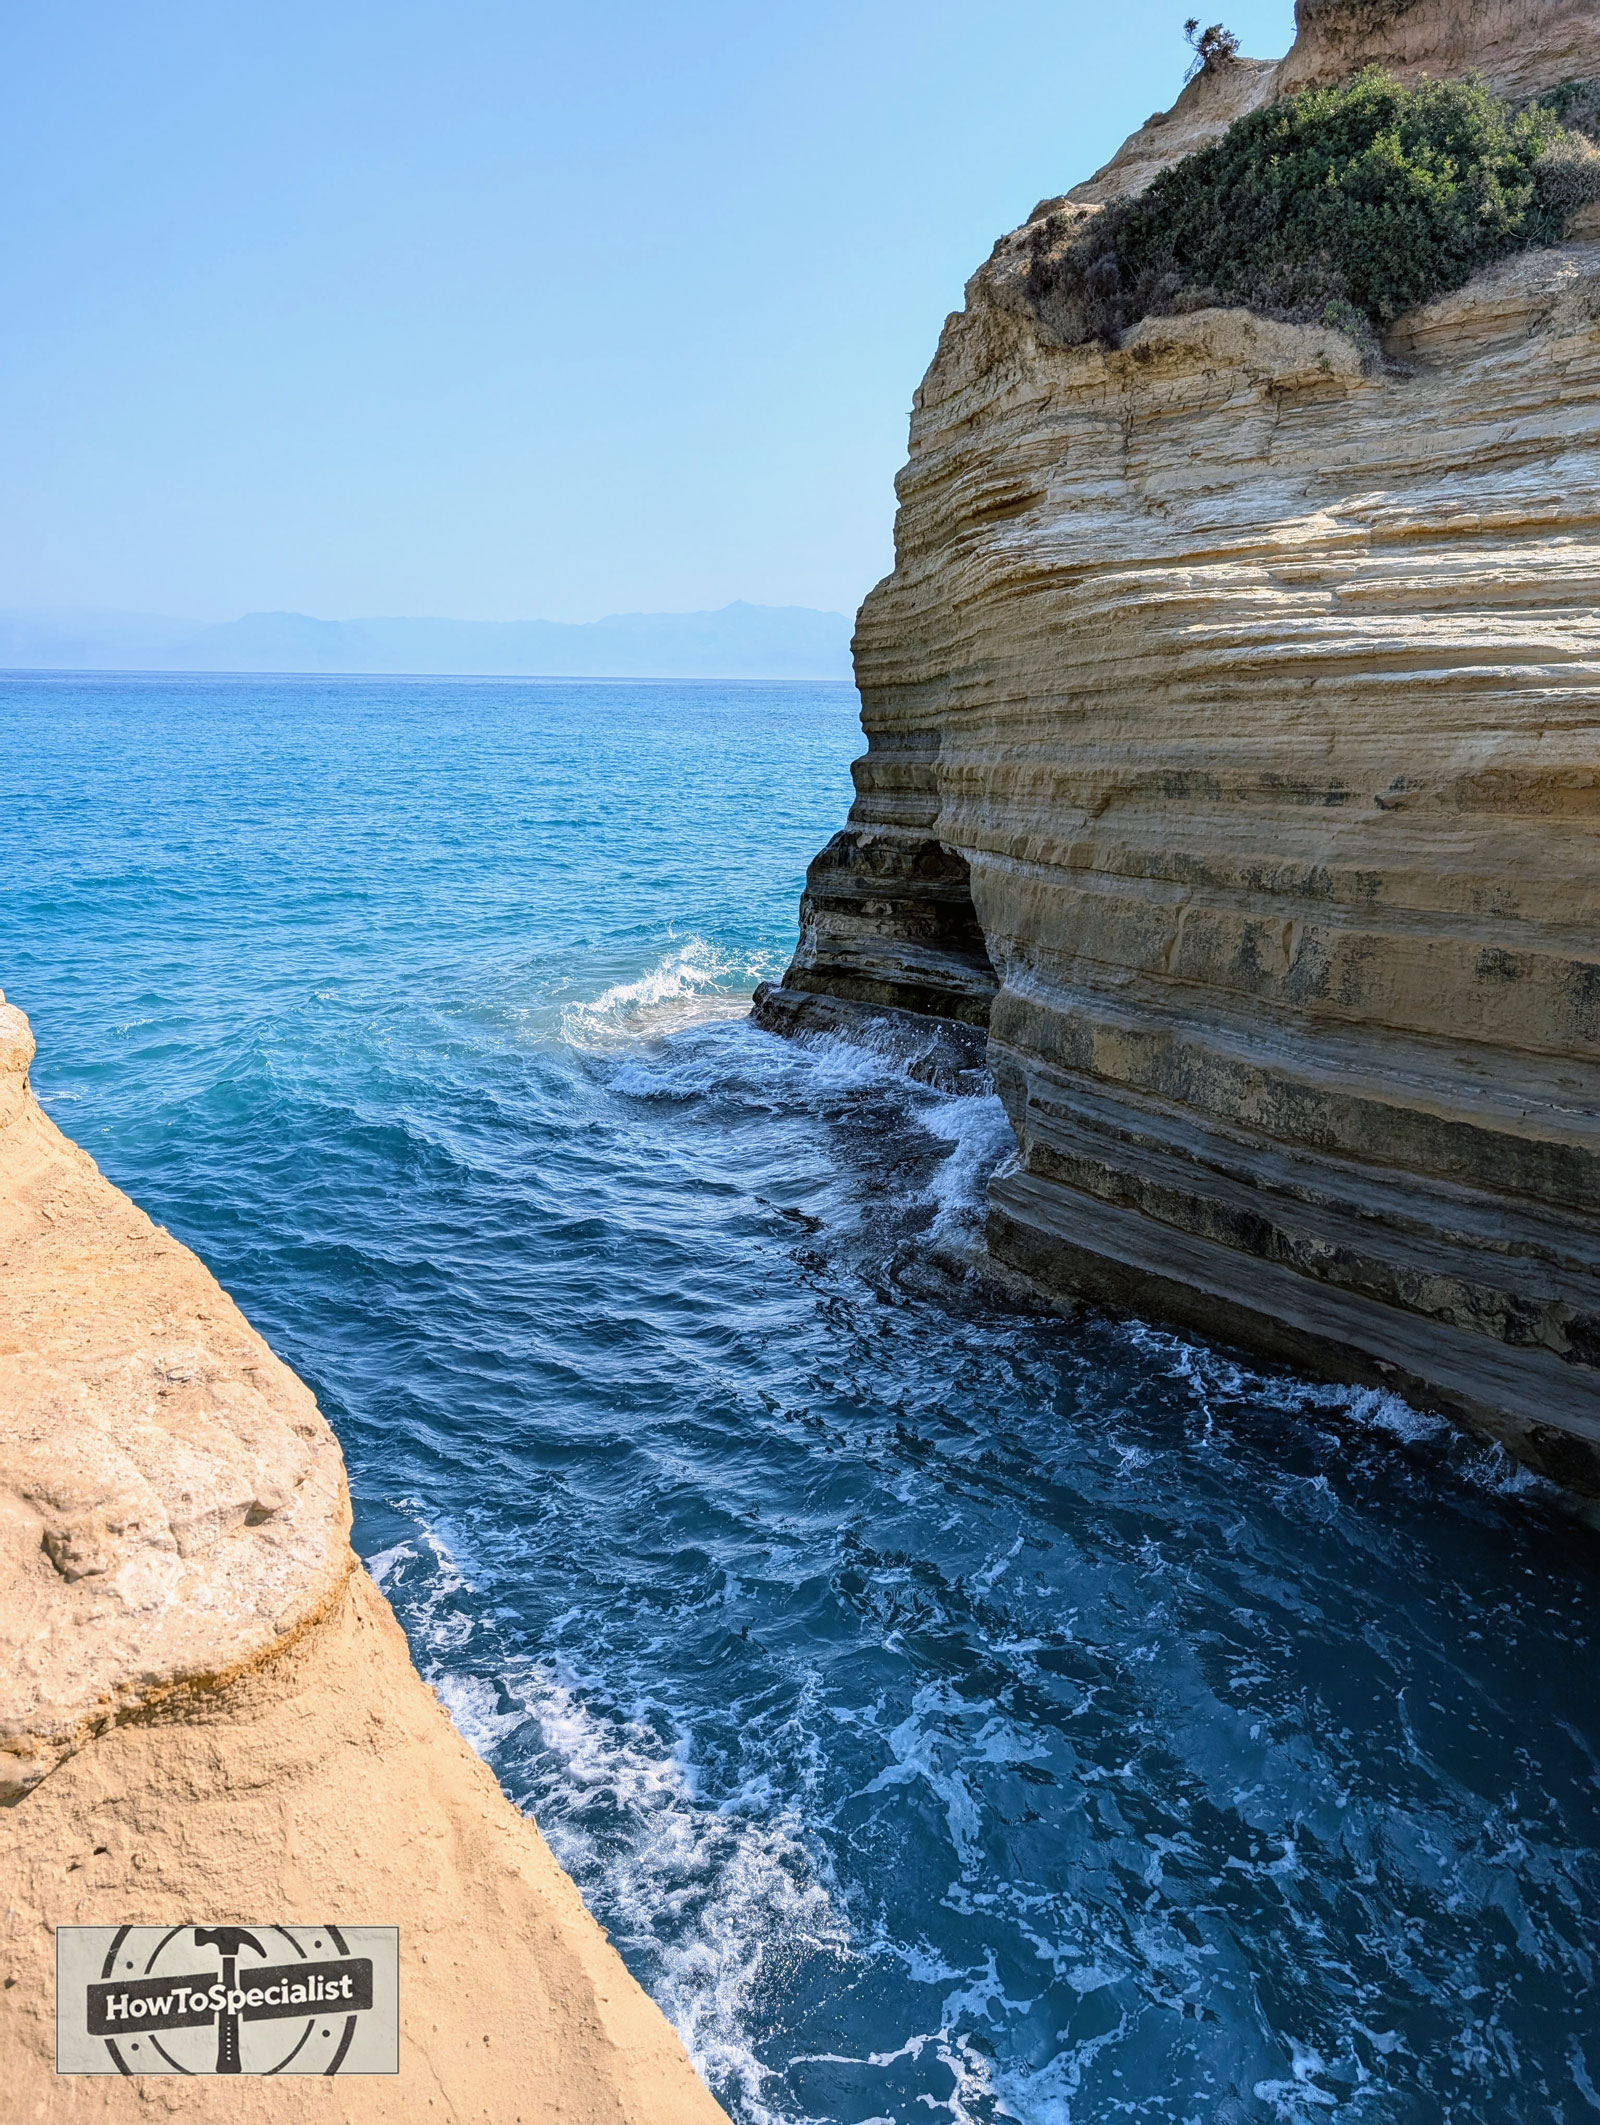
0, 601, 855, 680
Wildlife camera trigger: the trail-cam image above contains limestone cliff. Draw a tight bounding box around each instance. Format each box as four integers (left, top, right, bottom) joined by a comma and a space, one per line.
0, 1000, 727, 2121
756, 0, 1600, 1489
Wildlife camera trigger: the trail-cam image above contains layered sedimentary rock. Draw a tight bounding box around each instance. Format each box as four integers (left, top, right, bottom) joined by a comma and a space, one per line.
757, 0, 1600, 1487
0, 998, 726, 2122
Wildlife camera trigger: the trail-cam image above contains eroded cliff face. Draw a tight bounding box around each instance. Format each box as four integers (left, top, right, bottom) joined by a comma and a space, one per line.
756, 0, 1600, 1488
0, 999, 727, 2122
1279, 0, 1600, 99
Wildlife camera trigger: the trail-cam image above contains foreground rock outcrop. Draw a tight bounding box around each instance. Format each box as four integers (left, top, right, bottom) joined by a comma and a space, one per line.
0, 998, 726, 2121
757, 0, 1600, 1490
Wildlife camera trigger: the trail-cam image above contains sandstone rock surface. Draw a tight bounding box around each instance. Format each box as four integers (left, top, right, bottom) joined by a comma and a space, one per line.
756, 0, 1600, 1489
0, 999, 727, 2123
1278, 0, 1600, 102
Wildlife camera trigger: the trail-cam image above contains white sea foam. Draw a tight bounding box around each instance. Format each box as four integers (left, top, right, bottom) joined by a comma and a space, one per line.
612, 1019, 898, 1106
375, 1518, 848, 2124
363, 1539, 415, 1589
913, 1090, 1014, 1241
612, 1011, 1013, 1296
1120, 1320, 1563, 1506
1253, 2037, 1345, 2119
454, 1655, 848, 2125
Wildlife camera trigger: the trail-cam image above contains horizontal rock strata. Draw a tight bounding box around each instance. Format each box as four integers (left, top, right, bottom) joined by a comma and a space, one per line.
0, 999, 727, 2122
759, 1, 1600, 1489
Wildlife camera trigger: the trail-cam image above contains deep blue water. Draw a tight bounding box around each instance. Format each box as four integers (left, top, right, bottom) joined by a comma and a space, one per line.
5, 669, 1600, 2125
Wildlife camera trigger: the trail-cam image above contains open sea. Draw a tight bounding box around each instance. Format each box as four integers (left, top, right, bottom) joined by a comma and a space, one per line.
5, 668, 1600, 2125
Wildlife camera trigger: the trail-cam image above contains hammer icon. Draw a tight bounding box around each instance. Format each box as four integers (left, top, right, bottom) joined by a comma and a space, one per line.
193, 1927, 266, 2074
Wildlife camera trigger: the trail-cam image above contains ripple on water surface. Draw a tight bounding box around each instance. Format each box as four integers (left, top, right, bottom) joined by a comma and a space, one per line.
4, 672, 1598, 2125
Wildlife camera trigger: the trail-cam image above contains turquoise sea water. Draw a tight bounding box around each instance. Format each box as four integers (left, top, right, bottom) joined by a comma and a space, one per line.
5, 669, 1600, 2125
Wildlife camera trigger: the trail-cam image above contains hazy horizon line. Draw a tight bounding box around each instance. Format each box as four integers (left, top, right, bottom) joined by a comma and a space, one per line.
0, 600, 858, 681
0, 595, 855, 627
1, 664, 859, 684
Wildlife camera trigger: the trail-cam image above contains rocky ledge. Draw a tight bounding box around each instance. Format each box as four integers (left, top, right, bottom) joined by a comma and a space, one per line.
0, 998, 726, 2121
756, 0, 1600, 1492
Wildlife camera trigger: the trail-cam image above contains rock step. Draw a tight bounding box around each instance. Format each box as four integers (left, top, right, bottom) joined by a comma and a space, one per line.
987, 1171, 1600, 1492
997, 1056, 1600, 1366
991, 984, 1600, 1214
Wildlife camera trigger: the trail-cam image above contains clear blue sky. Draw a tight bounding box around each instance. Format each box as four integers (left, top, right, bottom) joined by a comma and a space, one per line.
1, 1, 1297, 623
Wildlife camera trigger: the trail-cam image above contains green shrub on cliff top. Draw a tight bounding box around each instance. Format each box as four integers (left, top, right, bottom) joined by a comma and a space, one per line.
1530, 76, 1600, 147
1030, 68, 1600, 345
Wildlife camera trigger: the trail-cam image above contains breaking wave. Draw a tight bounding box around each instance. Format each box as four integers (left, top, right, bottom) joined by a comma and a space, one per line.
560, 937, 782, 1048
